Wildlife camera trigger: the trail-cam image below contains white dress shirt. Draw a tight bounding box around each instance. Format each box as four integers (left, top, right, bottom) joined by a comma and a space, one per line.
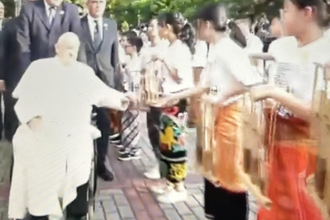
87, 15, 103, 41
43, 0, 52, 17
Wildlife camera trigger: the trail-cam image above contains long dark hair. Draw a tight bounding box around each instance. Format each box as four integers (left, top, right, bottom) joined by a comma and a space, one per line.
158, 12, 196, 54
290, 0, 328, 26
196, 3, 247, 48
228, 20, 247, 48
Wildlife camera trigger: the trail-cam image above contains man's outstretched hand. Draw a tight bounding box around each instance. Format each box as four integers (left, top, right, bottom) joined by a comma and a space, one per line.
124, 92, 139, 108
28, 116, 43, 132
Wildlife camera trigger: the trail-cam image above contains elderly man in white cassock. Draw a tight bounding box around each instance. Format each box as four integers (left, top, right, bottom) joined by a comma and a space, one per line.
8, 32, 133, 220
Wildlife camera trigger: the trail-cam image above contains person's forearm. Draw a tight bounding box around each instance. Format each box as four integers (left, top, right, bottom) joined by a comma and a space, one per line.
168, 86, 206, 101
270, 89, 311, 121
98, 88, 129, 111
215, 87, 246, 106
14, 97, 42, 124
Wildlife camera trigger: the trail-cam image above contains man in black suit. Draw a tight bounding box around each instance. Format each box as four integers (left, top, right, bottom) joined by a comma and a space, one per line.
0, 1, 6, 140
17, 0, 81, 71
81, 0, 119, 181
0, 17, 20, 142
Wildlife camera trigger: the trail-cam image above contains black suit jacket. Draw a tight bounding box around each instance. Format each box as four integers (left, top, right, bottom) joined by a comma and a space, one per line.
16, 0, 81, 71
80, 16, 118, 88
0, 18, 22, 90
0, 19, 8, 30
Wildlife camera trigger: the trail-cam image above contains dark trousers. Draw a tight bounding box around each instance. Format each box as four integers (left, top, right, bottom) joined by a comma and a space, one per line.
95, 107, 112, 172
146, 107, 161, 160
0, 94, 3, 140
29, 182, 89, 219
204, 178, 247, 220
3, 90, 18, 142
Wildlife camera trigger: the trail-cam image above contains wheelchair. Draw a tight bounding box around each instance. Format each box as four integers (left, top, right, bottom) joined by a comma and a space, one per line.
9, 113, 98, 220
87, 112, 98, 220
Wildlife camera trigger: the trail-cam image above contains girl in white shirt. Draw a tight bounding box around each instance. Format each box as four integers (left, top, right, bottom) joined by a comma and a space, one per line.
144, 18, 170, 180
148, 12, 195, 204
250, 0, 330, 219
117, 36, 143, 161
157, 4, 270, 220
187, 40, 208, 127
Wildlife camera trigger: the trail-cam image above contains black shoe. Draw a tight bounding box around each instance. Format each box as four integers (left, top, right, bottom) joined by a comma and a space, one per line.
109, 134, 121, 144
114, 143, 124, 149
27, 214, 49, 220
109, 132, 120, 140
98, 169, 114, 181
118, 148, 129, 155
118, 150, 141, 161
66, 215, 87, 220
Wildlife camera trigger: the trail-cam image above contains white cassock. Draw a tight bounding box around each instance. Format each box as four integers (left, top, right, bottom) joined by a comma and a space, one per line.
8, 57, 128, 218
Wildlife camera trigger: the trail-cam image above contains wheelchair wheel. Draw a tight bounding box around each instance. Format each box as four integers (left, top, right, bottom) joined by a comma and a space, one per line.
87, 145, 97, 220
10, 155, 13, 183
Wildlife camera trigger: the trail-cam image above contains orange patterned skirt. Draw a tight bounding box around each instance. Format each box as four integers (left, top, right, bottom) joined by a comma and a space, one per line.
258, 111, 323, 220
213, 103, 245, 192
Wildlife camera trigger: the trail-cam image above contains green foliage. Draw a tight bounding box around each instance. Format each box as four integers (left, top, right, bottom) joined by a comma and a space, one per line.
2, 0, 16, 17
105, 0, 281, 30
2, 0, 282, 29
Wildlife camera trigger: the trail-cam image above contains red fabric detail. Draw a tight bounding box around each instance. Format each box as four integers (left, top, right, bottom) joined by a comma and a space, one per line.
258, 143, 323, 220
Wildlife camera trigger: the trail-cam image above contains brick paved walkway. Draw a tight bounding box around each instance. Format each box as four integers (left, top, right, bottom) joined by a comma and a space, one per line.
0, 113, 205, 220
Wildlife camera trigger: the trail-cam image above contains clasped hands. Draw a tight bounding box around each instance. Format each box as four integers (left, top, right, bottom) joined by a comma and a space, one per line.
123, 92, 140, 109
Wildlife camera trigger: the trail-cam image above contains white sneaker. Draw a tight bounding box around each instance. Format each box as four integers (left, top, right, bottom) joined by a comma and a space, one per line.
149, 184, 173, 194
144, 166, 161, 179
156, 188, 187, 204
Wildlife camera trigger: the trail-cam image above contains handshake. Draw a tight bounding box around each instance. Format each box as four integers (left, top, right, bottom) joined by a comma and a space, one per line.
122, 92, 139, 109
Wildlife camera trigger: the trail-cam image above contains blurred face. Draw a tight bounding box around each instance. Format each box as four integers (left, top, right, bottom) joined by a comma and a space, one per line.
45, 0, 63, 7
197, 20, 212, 42
148, 19, 159, 38
87, 0, 106, 18
270, 17, 283, 37
140, 32, 148, 43
120, 36, 127, 47
55, 41, 79, 65
0, 3, 4, 20
124, 41, 136, 56
158, 23, 174, 39
282, 0, 315, 37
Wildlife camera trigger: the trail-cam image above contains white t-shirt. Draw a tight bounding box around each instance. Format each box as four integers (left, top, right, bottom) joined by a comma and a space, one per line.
245, 34, 263, 53
273, 36, 330, 105
123, 55, 142, 92
118, 44, 127, 64
244, 34, 264, 76
200, 37, 262, 99
192, 40, 208, 68
162, 40, 194, 94
140, 41, 168, 68
267, 37, 298, 85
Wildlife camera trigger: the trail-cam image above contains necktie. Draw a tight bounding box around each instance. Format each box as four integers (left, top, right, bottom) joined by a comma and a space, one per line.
49, 7, 56, 26
93, 20, 102, 48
